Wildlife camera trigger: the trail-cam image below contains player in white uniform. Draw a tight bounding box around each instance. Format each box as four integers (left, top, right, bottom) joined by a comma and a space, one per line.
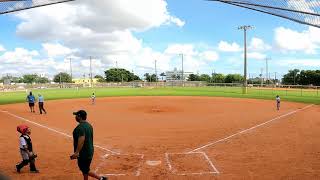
276, 95, 281, 110
91, 93, 96, 105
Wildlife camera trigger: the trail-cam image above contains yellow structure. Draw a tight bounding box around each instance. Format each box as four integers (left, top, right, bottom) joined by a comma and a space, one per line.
73, 78, 99, 85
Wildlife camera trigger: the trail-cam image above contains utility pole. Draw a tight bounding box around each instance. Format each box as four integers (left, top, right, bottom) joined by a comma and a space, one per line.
89, 56, 93, 88
275, 72, 277, 85
155, 59, 158, 82
265, 57, 271, 85
115, 60, 123, 83
211, 69, 214, 83
69, 58, 72, 81
180, 53, 184, 85
260, 68, 264, 87
59, 72, 62, 88
238, 25, 253, 94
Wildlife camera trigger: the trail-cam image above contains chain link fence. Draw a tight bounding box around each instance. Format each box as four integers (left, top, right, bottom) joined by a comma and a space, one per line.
1, 82, 319, 97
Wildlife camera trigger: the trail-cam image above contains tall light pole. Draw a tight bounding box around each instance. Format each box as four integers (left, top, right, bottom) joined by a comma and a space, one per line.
260, 68, 264, 87
238, 25, 253, 94
180, 53, 184, 85
265, 57, 271, 84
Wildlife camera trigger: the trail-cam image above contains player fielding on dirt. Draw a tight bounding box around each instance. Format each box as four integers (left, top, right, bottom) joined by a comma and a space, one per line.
91, 93, 96, 105
70, 110, 107, 180
26, 92, 35, 113
276, 95, 281, 110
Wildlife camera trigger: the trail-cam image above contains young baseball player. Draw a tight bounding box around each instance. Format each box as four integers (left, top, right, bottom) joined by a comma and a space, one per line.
26, 92, 35, 113
16, 125, 39, 173
276, 95, 281, 110
91, 93, 96, 105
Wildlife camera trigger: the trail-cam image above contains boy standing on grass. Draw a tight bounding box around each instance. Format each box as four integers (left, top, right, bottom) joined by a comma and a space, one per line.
276, 95, 281, 110
26, 92, 35, 113
16, 125, 39, 173
70, 110, 107, 180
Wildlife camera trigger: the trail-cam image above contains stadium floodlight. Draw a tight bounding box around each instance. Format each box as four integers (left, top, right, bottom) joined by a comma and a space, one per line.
207, 0, 320, 28
0, 0, 75, 15
238, 25, 253, 94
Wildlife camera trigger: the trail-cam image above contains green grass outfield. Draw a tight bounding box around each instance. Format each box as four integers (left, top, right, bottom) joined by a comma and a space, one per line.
0, 86, 319, 105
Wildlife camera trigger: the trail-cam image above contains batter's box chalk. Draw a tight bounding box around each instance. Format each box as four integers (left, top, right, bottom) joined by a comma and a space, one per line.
165, 152, 219, 176
96, 154, 144, 177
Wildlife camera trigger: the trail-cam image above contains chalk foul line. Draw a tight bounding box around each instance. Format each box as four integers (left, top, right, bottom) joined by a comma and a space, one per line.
1, 110, 119, 155
188, 104, 314, 153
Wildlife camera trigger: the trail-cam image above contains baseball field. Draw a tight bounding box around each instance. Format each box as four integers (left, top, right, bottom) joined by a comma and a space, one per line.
0, 87, 319, 179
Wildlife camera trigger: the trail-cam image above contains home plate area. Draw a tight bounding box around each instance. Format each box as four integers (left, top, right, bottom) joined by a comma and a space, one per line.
95, 154, 144, 176
166, 152, 219, 176
94, 152, 219, 177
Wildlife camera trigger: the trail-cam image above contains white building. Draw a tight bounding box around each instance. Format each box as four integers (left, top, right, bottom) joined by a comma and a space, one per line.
165, 68, 193, 81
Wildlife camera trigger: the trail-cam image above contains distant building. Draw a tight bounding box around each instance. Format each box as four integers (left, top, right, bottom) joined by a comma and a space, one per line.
39, 73, 48, 78
73, 78, 99, 85
165, 68, 193, 81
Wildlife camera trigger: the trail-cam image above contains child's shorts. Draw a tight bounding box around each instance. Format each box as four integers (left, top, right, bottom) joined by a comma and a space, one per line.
20, 149, 29, 160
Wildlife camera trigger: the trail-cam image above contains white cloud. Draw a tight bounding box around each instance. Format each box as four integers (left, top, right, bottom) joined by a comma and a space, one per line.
274, 26, 320, 54
8, 0, 186, 76
0, 48, 39, 64
247, 52, 267, 60
199, 51, 219, 62
42, 43, 76, 57
277, 59, 320, 67
169, 16, 185, 27
249, 37, 271, 52
0, 48, 63, 76
218, 41, 241, 52
163, 44, 219, 72
0, 44, 5, 52
164, 44, 197, 56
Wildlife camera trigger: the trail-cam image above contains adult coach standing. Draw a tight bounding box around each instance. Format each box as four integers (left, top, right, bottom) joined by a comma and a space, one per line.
70, 110, 107, 180
26, 92, 35, 113
38, 94, 47, 114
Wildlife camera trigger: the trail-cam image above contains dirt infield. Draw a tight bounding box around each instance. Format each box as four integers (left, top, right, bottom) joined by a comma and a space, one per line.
0, 96, 319, 179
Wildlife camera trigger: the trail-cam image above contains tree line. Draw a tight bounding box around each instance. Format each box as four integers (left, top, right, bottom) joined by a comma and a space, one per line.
282, 69, 320, 86
1, 68, 320, 85
187, 73, 244, 83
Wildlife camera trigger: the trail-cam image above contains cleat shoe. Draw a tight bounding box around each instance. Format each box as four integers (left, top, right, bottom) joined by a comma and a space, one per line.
30, 170, 39, 173
16, 165, 21, 173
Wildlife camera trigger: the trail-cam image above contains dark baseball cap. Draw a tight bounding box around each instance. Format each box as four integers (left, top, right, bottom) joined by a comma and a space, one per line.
73, 110, 87, 119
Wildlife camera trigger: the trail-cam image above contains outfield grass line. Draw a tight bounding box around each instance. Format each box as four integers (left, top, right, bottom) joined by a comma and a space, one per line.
1, 110, 120, 155
1, 87, 319, 105
188, 104, 314, 153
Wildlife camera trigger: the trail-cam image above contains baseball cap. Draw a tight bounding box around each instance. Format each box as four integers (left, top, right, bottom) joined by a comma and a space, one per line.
73, 110, 87, 119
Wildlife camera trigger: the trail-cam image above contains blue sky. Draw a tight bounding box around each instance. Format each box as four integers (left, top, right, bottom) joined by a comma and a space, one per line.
0, 0, 319, 79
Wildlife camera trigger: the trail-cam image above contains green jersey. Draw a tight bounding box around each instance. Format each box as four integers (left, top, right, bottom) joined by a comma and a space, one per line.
73, 121, 94, 159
